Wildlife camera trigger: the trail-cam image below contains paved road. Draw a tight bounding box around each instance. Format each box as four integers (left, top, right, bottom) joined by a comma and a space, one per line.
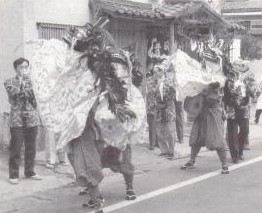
111, 160, 262, 213
2, 141, 262, 213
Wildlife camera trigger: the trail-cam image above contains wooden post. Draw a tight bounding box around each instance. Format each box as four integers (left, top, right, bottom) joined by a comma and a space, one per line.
169, 20, 175, 55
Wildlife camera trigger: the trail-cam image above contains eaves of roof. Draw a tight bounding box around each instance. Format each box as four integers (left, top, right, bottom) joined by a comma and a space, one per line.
91, 0, 226, 24
91, 0, 164, 20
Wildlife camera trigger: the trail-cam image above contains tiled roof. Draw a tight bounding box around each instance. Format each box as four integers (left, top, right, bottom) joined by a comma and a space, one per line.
91, 0, 224, 21
91, 0, 164, 20
155, 1, 202, 19
222, 0, 262, 13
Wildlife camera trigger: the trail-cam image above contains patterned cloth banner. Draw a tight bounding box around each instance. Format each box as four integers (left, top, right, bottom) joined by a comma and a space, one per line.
164, 49, 226, 98
30, 39, 99, 150
95, 85, 146, 150
29, 39, 146, 150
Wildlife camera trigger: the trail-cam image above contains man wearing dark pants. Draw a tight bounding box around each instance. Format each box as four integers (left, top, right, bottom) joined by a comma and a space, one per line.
224, 73, 253, 163
227, 116, 248, 163
4, 58, 41, 184
255, 109, 262, 123
147, 114, 158, 150
146, 71, 158, 150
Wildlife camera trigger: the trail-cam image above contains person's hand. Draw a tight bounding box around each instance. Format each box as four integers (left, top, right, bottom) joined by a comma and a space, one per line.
99, 90, 108, 102
18, 89, 31, 100
17, 92, 25, 99
71, 37, 77, 51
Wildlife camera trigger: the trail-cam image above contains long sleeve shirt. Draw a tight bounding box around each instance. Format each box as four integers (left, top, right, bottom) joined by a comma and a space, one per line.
4, 75, 40, 128
154, 82, 176, 124
224, 79, 253, 119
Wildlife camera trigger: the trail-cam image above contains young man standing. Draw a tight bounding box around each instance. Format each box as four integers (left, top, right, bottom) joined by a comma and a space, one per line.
4, 58, 42, 184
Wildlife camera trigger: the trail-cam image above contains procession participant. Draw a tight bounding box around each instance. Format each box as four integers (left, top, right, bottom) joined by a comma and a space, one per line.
223, 72, 238, 145
181, 82, 229, 174
175, 90, 184, 144
254, 81, 262, 124
146, 68, 158, 150
170, 43, 184, 144
45, 130, 67, 168
4, 58, 42, 184
166, 62, 184, 144
68, 48, 144, 209
242, 76, 256, 150
224, 71, 254, 163
29, 18, 146, 213
153, 64, 177, 160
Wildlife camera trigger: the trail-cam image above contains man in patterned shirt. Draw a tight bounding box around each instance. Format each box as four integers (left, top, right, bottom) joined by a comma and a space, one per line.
224, 72, 254, 163
4, 58, 42, 184
146, 68, 158, 150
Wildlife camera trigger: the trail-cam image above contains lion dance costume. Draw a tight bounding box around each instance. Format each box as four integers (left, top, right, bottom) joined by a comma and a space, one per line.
29, 17, 146, 213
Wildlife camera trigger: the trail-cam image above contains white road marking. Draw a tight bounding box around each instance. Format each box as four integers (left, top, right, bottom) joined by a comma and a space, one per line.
90, 156, 262, 213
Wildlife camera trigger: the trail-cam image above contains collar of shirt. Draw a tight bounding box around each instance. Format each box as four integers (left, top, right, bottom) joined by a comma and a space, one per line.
15, 75, 22, 82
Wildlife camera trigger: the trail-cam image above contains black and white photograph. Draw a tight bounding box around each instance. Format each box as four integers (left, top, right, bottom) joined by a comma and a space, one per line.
0, 0, 262, 213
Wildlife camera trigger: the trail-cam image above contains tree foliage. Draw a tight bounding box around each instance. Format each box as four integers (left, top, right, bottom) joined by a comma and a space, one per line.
240, 34, 262, 61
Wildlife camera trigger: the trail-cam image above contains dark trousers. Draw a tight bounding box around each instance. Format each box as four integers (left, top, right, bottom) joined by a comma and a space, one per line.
227, 118, 249, 160
147, 114, 158, 148
101, 144, 134, 190
189, 145, 227, 167
255, 109, 262, 123
9, 126, 38, 178
175, 101, 184, 143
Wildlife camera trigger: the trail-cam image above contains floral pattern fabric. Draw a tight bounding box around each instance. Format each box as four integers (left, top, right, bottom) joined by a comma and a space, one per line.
154, 82, 176, 124
95, 85, 146, 150
162, 49, 226, 98
4, 76, 40, 128
30, 39, 99, 150
146, 75, 157, 115
29, 39, 146, 150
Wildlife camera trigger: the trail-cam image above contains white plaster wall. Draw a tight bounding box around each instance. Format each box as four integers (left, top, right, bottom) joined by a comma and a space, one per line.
23, 0, 91, 58
0, 0, 24, 113
0, 0, 91, 113
32, 0, 90, 26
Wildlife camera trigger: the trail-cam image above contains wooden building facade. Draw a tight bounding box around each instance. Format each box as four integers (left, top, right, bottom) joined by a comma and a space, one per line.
90, 0, 230, 94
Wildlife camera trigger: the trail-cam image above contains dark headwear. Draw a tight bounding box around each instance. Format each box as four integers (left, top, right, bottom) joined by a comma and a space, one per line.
226, 71, 238, 79
209, 81, 220, 90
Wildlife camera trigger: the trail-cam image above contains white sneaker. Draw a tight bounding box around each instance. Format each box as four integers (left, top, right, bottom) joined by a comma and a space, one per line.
26, 174, 42, 180
9, 178, 19, 184
45, 163, 55, 169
